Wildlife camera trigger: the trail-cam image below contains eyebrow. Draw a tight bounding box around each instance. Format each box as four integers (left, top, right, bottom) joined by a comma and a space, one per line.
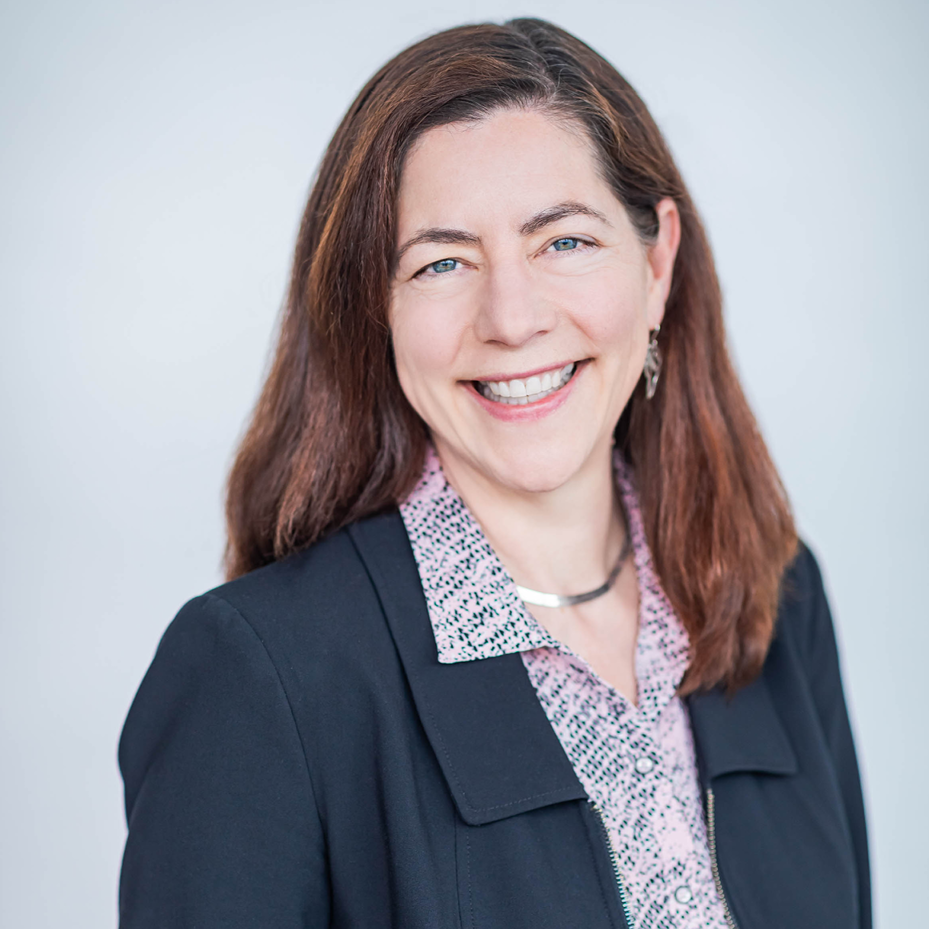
394, 200, 611, 265
518, 201, 611, 236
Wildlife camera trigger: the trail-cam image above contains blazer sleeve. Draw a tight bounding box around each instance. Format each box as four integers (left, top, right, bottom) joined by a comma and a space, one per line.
118, 592, 330, 928
795, 545, 872, 929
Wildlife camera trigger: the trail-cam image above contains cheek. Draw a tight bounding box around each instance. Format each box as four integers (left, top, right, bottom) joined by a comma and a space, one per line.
565, 273, 648, 358
390, 298, 466, 411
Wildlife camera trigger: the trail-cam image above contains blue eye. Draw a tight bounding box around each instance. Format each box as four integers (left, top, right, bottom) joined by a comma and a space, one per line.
427, 258, 459, 274
552, 237, 579, 251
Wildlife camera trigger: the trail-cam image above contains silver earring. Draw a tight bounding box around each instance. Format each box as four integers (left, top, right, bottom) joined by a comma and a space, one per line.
643, 325, 662, 400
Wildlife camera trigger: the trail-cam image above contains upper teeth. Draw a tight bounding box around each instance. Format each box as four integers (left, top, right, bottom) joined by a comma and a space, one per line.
478, 362, 576, 405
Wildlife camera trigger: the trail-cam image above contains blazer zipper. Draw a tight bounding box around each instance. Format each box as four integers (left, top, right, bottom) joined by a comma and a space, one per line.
706, 788, 739, 929
590, 802, 634, 929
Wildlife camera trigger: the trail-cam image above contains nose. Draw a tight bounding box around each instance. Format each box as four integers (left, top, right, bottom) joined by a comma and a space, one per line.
473, 259, 557, 347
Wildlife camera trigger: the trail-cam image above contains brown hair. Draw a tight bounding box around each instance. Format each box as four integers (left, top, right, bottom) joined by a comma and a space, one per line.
224, 18, 796, 694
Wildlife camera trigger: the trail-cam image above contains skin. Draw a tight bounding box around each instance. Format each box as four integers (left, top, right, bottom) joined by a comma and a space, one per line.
389, 108, 680, 703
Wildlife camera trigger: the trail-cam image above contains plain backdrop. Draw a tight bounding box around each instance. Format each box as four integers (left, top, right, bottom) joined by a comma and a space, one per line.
2, 0, 926, 926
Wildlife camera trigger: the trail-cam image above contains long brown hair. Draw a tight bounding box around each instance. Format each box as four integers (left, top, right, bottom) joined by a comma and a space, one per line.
224, 18, 796, 694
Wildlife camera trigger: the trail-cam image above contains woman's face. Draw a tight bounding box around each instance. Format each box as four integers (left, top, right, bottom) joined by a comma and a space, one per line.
389, 108, 679, 496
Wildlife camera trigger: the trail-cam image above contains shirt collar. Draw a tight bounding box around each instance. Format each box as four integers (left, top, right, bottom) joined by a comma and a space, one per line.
399, 445, 690, 715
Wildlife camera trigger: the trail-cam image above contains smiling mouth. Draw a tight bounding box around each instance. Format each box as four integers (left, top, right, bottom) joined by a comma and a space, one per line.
473, 361, 579, 406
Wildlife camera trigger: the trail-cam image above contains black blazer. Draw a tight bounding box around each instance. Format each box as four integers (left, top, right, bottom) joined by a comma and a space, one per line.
119, 509, 871, 929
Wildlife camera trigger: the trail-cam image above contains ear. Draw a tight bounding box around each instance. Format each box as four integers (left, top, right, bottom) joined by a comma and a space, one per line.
646, 198, 681, 329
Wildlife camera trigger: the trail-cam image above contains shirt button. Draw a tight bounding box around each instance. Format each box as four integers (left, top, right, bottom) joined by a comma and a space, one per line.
634, 756, 655, 775
674, 885, 693, 904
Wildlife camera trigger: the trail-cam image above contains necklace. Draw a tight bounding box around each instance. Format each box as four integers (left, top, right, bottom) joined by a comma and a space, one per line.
515, 533, 632, 609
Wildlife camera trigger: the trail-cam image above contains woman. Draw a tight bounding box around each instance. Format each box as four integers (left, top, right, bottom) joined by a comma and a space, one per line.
118, 18, 870, 929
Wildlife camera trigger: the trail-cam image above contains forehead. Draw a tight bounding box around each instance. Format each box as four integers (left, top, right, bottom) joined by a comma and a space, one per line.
396, 109, 617, 231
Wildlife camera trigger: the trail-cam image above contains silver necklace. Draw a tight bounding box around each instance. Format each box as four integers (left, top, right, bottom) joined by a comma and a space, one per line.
515, 534, 632, 609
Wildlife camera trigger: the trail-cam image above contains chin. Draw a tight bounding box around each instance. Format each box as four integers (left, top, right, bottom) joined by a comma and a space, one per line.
482, 443, 592, 496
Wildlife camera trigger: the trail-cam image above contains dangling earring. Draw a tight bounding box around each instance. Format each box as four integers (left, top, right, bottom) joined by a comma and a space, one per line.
643, 324, 662, 400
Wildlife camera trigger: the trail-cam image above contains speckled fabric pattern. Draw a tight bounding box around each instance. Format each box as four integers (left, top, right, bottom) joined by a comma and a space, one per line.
400, 445, 730, 929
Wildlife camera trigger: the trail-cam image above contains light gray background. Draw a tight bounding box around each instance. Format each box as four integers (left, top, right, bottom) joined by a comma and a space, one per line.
2, 0, 925, 926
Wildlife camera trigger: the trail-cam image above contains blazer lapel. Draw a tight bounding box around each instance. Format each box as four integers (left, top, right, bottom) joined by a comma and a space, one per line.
348, 510, 587, 826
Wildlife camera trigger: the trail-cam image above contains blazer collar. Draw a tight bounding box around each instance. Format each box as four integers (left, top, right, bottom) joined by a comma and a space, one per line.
349, 509, 798, 826
348, 511, 587, 826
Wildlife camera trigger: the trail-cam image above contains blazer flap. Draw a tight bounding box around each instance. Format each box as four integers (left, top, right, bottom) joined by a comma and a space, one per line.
348, 512, 587, 826
687, 672, 798, 780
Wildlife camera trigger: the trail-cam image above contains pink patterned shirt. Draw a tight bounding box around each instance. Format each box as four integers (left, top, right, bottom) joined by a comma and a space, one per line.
399, 447, 730, 929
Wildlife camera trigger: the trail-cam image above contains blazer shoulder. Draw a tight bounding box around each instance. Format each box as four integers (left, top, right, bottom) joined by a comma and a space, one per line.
208, 523, 370, 608
781, 537, 823, 604
191, 510, 411, 656
774, 538, 835, 663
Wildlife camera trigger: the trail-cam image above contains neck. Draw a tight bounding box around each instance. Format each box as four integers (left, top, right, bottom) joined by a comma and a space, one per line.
434, 438, 625, 595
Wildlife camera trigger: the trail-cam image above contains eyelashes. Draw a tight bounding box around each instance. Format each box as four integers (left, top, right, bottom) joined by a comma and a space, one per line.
413, 236, 598, 279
